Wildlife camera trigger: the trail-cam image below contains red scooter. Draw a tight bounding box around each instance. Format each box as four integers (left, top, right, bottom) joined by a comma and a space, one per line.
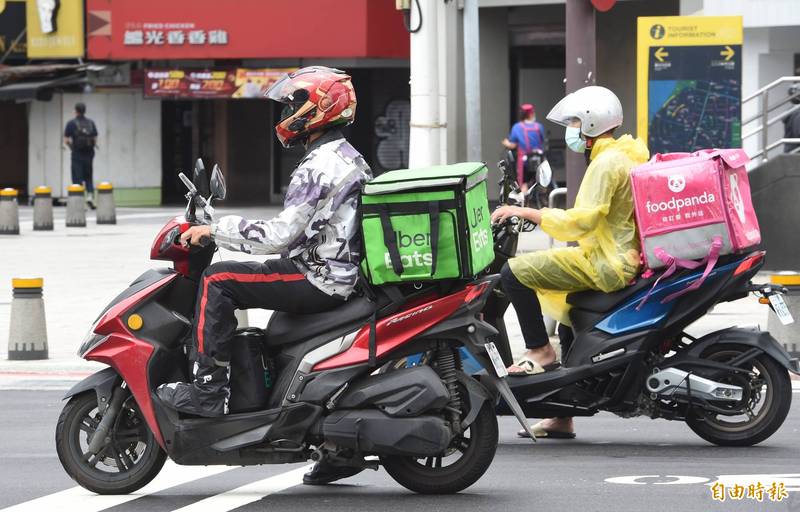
55, 161, 533, 496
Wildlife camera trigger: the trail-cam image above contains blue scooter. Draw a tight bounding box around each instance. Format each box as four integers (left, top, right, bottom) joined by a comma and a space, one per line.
415, 159, 799, 446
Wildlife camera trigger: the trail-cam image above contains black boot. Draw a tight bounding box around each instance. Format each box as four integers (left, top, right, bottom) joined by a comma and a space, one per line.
156, 356, 230, 417
303, 460, 365, 485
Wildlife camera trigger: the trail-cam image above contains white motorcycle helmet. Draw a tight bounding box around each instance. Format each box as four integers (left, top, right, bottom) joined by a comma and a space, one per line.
546, 86, 623, 138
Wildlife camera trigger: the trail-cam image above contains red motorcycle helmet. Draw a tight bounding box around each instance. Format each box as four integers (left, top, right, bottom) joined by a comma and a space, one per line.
266, 66, 357, 148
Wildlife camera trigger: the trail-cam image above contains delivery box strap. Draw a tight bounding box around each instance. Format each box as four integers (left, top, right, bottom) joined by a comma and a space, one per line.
378, 200, 443, 278
635, 236, 723, 310
362, 199, 456, 215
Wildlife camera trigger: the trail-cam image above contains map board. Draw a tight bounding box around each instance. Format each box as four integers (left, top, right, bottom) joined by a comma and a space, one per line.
637, 16, 743, 154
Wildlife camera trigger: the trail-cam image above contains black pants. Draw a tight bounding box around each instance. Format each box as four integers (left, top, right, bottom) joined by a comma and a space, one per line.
501, 263, 574, 356
195, 258, 344, 363
71, 152, 95, 194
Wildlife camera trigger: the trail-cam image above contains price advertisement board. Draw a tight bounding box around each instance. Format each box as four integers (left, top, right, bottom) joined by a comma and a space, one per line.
144, 68, 296, 99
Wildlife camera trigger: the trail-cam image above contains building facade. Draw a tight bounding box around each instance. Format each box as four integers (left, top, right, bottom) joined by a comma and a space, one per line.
10, 0, 410, 205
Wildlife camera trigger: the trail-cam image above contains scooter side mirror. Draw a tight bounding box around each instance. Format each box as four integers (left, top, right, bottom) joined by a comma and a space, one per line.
210, 164, 227, 201
537, 160, 553, 188
193, 159, 210, 198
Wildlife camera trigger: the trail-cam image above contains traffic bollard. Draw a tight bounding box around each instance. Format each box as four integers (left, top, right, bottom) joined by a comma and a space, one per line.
96, 182, 116, 225
768, 273, 800, 357
33, 186, 54, 231
66, 184, 87, 227
0, 188, 20, 234
7, 278, 49, 360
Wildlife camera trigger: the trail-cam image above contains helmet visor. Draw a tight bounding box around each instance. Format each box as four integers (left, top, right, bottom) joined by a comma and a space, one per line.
545, 93, 582, 129
264, 66, 346, 102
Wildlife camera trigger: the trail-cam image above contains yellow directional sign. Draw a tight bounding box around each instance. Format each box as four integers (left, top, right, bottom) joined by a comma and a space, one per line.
637, 16, 743, 154
721, 45, 735, 61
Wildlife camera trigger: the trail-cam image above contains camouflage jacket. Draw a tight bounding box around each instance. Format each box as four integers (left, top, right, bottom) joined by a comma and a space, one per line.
211, 131, 372, 298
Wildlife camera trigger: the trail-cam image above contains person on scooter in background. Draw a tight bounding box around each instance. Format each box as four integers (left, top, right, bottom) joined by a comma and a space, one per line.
502, 103, 547, 195
157, 67, 372, 452
491, 86, 649, 438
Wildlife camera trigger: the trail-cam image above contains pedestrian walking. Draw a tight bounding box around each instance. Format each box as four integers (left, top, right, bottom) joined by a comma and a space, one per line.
63, 102, 98, 209
784, 84, 800, 154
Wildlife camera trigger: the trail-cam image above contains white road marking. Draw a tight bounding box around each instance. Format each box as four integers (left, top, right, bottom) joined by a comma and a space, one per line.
0, 461, 233, 512
605, 475, 658, 485
605, 475, 709, 485
653, 476, 710, 485
171, 465, 313, 512
710, 474, 800, 492
607, 474, 800, 492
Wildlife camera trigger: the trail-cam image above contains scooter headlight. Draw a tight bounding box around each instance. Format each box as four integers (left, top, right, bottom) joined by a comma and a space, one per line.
78, 323, 108, 357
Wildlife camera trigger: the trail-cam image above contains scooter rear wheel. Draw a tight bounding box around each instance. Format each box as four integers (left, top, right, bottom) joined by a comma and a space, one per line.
56, 390, 167, 494
381, 400, 498, 494
685, 344, 792, 446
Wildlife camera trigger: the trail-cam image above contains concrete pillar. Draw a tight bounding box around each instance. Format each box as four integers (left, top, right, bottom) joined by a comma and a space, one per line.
7, 278, 48, 360
463, 0, 482, 162
33, 186, 54, 231
565, 0, 596, 208
96, 182, 116, 225
66, 184, 87, 227
0, 188, 20, 235
409, 0, 441, 168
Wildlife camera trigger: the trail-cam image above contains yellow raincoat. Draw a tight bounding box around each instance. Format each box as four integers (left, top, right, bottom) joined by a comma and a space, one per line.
508, 134, 650, 325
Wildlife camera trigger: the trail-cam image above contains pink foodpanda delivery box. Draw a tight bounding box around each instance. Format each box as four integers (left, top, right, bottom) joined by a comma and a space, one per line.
630, 149, 761, 305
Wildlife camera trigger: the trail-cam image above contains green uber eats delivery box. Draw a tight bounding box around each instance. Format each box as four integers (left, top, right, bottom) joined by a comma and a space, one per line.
360, 162, 494, 285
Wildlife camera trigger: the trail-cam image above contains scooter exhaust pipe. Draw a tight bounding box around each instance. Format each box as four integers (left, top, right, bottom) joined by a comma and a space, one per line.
646, 368, 743, 402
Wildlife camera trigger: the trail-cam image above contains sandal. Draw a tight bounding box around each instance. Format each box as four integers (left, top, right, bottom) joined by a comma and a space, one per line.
507, 360, 562, 376
517, 420, 576, 439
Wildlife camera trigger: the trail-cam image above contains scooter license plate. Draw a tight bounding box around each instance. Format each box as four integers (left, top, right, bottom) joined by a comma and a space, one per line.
484, 342, 508, 378
768, 293, 795, 325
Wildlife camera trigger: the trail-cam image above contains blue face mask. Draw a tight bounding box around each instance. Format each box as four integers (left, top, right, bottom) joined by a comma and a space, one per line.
565, 126, 586, 153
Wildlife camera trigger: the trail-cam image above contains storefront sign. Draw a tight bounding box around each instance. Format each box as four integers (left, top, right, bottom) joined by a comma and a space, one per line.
26, 0, 85, 58
637, 16, 743, 153
87, 0, 408, 60
145, 68, 294, 99
0, 0, 26, 60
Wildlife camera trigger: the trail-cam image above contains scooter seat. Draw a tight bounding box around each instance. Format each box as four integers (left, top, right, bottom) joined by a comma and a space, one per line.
566, 253, 748, 313
264, 284, 408, 347
566, 276, 656, 313
265, 295, 377, 347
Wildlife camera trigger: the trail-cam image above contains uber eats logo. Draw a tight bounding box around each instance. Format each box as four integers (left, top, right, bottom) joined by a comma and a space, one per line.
470, 206, 489, 251
386, 231, 434, 269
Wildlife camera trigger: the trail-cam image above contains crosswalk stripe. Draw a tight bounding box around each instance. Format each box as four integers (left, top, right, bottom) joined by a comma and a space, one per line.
171, 465, 313, 512
0, 461, 233, 512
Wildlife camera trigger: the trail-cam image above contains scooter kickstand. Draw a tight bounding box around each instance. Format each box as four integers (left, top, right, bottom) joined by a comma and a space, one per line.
494, 377, 537, 442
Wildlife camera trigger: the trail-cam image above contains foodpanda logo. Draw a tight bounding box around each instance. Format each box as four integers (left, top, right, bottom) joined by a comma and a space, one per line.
729, 173, 746, 224
667, 175, 686, 193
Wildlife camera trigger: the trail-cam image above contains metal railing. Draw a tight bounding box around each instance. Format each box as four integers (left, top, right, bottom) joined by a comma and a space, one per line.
547, 187, 567, 248
742, 76, 800, 162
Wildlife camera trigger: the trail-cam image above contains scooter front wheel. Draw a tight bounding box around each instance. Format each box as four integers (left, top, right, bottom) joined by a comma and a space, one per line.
55, 390, 167, 494
381, 399, 498, 494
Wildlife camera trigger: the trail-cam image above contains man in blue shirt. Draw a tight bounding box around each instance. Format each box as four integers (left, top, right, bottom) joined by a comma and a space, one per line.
64, 103, 98, 209
502, 103, 546, 193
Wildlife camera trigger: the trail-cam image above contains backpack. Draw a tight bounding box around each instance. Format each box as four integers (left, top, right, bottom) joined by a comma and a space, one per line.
72, 118, 95, 151
631, 149, 761, 307
519, 122, 543, 154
